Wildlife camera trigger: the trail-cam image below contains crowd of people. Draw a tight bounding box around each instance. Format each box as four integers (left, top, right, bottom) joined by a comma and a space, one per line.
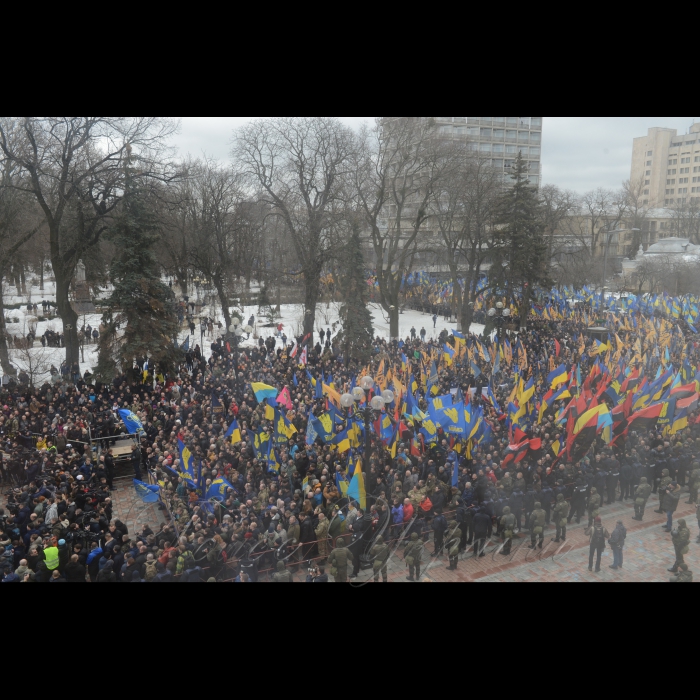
2, 300, 700, 583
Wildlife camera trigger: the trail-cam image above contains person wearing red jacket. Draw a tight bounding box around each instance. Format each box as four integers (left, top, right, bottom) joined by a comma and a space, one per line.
403, 499, 415, 524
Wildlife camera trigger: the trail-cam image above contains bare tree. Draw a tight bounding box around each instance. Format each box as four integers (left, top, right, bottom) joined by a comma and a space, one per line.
232, 117, 355, 339
430, 152, 501, 331
581, 187, 628, 257
622, 177, 653, 254
352, 118, 455, 339
0, 158, 43, 375
0, 117, 178, 367
10, 344, 55, 388
668, 199, 700, 245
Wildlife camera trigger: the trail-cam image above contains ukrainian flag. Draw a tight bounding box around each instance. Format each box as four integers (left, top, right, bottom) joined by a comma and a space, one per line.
347, 458, 367, 511
520, 378, 536, 405
547, 364, 568, 390
226, 419, 242, 445
252, 383, 278, 403
334, 428, 352, 454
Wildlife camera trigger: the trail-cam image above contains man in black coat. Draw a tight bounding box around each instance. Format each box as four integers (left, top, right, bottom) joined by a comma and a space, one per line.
131, 445, 143, 482
348, 512, 373, 579
472, 508, 493, 558
299, 514, 317, 562
64, 555, 87, 582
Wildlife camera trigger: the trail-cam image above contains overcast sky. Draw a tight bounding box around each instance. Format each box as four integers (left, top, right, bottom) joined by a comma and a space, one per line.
173, 117, 699, 193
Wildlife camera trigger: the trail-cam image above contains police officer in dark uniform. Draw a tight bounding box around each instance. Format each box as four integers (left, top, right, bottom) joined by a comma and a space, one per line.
606, 459, 620, 505
619, 457, 633, 501
540, 482, 554, 526
509, 489, 524, 533
568, 479, 588, 525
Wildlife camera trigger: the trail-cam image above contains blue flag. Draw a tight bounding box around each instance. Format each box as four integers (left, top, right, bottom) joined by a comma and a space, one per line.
211, 393, 224, 416
181, 336, 190, 352
207, 477, 234, 502
134, 480, 160, 504
118, 410, 145, 436
177, 439, 198, 486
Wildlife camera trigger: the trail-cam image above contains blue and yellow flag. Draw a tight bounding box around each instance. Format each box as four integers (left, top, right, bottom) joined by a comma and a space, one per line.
177, 440, 197, 486
134, 480, 160, 504
225, 419, 242, 445
347, 458, 367, 511
267, 442, 281, 473
334, 428, 352, 454
254, 430, 271, 462
252, 383, 278, 403
311, 413, 335, 444
274, 411, 298, 445
207, 477, 234, 502
547, 364, 568, 390
119, 409, 145, 436
336, 472, 350, 498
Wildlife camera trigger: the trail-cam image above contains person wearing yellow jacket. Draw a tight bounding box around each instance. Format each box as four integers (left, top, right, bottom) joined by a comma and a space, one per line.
43, 544, 60, 573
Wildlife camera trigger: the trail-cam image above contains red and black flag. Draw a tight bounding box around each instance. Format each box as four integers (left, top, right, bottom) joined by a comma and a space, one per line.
502, 440, 530, 469
627, 402, 664, 433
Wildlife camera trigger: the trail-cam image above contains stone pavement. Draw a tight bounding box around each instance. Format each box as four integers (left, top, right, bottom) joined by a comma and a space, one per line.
335, 491, 700, 585
108, 482, 697, 583
110, 478, 166, 537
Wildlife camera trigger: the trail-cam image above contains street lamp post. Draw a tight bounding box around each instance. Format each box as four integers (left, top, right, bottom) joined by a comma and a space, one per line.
340, 377, 394, 478
487, 302, 512, 348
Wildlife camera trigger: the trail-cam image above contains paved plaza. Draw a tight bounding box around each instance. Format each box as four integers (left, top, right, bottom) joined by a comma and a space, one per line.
110, 483, 698, 583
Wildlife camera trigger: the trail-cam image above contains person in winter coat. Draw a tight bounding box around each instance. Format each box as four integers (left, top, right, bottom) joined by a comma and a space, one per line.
404, 533, 424, 582
370, 536, 391, 583
669, 519, 691, 574
432, 513, 448, 556
403, 499, 415, 525
272, 561, 293, 582
585, 517, 610, 574
299, 514, 317, 562
633, 478, 652, 521
63, 555, 87, 583
609, 521, 627, 571
328, 543, 353, 583
472, 508, 493, 558
96, 560, 116, 583
314, 513, 330, 562
391, 500, 404, 540
662, 482, 682, 532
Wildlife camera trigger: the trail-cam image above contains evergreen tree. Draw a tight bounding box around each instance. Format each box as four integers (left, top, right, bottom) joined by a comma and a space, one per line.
491, 153, 550, 328
338, 228, 374, 363
257, 285, 277, 326
95, 163, 180, 381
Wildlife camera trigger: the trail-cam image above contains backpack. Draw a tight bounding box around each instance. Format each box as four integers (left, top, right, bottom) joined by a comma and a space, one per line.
144, 561, 158, 582
593, 526, 606, 548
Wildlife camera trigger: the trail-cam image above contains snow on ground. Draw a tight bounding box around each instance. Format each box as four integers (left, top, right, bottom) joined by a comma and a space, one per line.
3, 278, 486, 384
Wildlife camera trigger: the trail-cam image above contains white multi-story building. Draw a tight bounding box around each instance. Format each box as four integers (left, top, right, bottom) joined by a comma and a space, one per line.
432, 116, 543, 186
631, 123, 700, 208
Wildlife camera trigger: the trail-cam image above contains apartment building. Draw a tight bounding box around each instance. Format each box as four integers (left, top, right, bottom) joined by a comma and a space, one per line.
433, 116, 543, 186
631, 123, 700, 208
